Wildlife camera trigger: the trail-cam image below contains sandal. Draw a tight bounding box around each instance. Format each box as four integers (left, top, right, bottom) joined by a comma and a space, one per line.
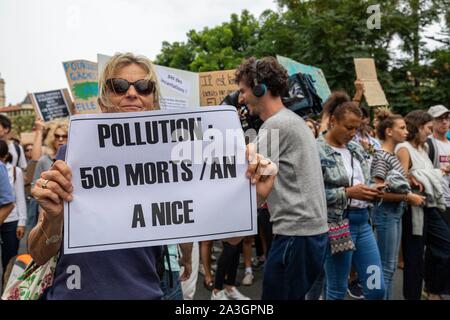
203, 279, 215, 291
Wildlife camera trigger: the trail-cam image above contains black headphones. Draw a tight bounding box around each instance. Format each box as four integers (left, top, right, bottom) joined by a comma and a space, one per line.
252, 60, 267, 97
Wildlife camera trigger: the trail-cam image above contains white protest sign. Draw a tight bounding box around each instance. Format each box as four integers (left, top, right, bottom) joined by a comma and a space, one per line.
156, 66, 190, 97
64, 106, 256, 254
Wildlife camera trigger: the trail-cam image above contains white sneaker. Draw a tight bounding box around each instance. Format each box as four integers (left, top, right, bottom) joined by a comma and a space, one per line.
242, 272, 254, 286
224, 287, 251, 300
211, 290, 230, 300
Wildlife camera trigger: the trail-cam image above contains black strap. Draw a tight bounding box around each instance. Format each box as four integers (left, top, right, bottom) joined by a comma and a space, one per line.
163, 246, 174, 289
344, 151, 354, 216
426, 138, 435, 163
13, 142, 21, 165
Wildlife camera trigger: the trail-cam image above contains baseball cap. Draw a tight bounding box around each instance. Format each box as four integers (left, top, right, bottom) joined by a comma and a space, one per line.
428, 105, 449, 118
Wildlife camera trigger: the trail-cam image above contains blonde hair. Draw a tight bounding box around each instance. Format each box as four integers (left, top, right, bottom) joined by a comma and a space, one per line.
98, 52, 161, 111
43, 119, 69, 155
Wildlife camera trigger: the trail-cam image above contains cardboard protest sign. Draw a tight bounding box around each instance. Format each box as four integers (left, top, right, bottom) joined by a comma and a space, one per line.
97, 54, 200, 111
199, 70, 238, 107
64, 106, 256, 254
63, 60, 100, 114
276, 55, 331, 103
20, 132, 35, 145
354, 58, 389, 107
30, 89, 71, 122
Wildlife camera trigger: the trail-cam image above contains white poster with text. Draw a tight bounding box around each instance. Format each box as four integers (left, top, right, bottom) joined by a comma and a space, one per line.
64, 106, 256, 254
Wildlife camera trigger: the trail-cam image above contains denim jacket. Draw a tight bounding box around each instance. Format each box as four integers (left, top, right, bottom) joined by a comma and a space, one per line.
316, 135, 372, 223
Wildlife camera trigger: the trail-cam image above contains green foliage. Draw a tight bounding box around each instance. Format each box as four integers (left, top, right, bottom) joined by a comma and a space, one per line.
155, 10, 259, 72
155, 0, 450, 114
11, 114, 35, 136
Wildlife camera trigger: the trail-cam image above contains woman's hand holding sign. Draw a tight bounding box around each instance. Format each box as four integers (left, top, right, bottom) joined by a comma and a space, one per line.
30, 160, 73, 265
32, 160, 73, 220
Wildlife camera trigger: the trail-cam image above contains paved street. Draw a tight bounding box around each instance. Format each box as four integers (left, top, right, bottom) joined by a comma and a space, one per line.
1, 235, 448, 300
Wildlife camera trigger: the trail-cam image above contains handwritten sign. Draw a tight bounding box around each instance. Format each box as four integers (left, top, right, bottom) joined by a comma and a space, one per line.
63, 60, 100, 114
64, 106, 256, 254
354, 58, 389, 107
30, 89, 71, 122
199, 70, 238, 107
20, 132, 35, 145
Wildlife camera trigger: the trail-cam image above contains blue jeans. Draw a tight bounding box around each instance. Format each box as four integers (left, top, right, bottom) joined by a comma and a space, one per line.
0, 220, 20, 271
160, 270, 183, 300
373, 201, 405, 300
305, 269, 325, 300
262, 233, 328, 300
325, 208, 385, 300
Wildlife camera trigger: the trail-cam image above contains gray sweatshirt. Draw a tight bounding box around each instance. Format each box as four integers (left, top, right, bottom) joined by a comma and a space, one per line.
256, 107, 328, 236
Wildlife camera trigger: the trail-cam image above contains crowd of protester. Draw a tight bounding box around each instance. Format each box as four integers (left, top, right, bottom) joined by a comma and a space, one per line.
0, 53, 449, 300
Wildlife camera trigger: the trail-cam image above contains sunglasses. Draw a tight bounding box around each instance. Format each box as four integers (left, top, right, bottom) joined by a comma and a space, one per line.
106, 78, 155, 96
54, 134, 68, 140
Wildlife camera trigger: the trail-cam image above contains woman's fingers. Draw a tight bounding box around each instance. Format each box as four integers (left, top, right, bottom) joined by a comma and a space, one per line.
32, 181, 62, 204
36, 178, 72, 202
40, 170, 73, 195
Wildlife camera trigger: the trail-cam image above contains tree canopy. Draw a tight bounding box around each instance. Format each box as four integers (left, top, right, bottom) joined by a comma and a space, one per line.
155, 0, 450, 114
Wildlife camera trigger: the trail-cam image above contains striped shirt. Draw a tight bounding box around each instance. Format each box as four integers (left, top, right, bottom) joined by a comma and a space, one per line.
371, 149, 406, 180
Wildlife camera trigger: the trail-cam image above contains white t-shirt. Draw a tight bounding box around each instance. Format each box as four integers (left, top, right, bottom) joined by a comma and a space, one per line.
332, 146, 368, 209
434, 139, 450, 206
4, 163, 27, 226
8, 141, 27, 170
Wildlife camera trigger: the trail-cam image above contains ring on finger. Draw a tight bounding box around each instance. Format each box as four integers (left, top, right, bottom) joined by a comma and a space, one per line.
41, 179, 50, 189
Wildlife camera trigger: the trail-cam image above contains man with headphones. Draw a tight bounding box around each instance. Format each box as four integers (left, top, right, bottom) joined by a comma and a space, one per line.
235, 57, 328, 300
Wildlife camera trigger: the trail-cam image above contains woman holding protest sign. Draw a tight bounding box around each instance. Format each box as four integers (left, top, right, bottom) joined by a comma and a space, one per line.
24, 53, 277, 300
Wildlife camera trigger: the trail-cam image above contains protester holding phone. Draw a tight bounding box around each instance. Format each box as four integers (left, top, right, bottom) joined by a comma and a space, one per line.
317, 92, 385, 300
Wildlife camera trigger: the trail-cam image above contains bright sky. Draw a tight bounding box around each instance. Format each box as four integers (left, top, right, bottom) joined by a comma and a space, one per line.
0, 0, 278, 105
0, 0, 445, 106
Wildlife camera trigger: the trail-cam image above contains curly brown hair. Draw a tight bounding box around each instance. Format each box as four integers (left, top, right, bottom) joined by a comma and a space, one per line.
235, 57, 288, 97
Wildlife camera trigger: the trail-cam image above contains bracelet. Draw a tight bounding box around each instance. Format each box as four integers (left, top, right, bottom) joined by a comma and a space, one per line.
40, 223, 62, 246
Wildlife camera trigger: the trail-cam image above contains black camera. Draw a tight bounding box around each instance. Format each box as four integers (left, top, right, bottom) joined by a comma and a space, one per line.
220, 90, 263, 132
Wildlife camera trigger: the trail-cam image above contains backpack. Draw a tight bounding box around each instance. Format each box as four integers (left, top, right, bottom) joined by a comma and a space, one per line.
282, 72, 323, 119
426, 137, 439, 168
12, 141, 21, 166
156, 245, 173, 289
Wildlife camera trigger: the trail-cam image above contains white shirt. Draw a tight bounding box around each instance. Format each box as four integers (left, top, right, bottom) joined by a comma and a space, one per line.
332, 146, 368, 209
8, 141, 27, 170
434, 138, 450, 206
4, 163, 27, 226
